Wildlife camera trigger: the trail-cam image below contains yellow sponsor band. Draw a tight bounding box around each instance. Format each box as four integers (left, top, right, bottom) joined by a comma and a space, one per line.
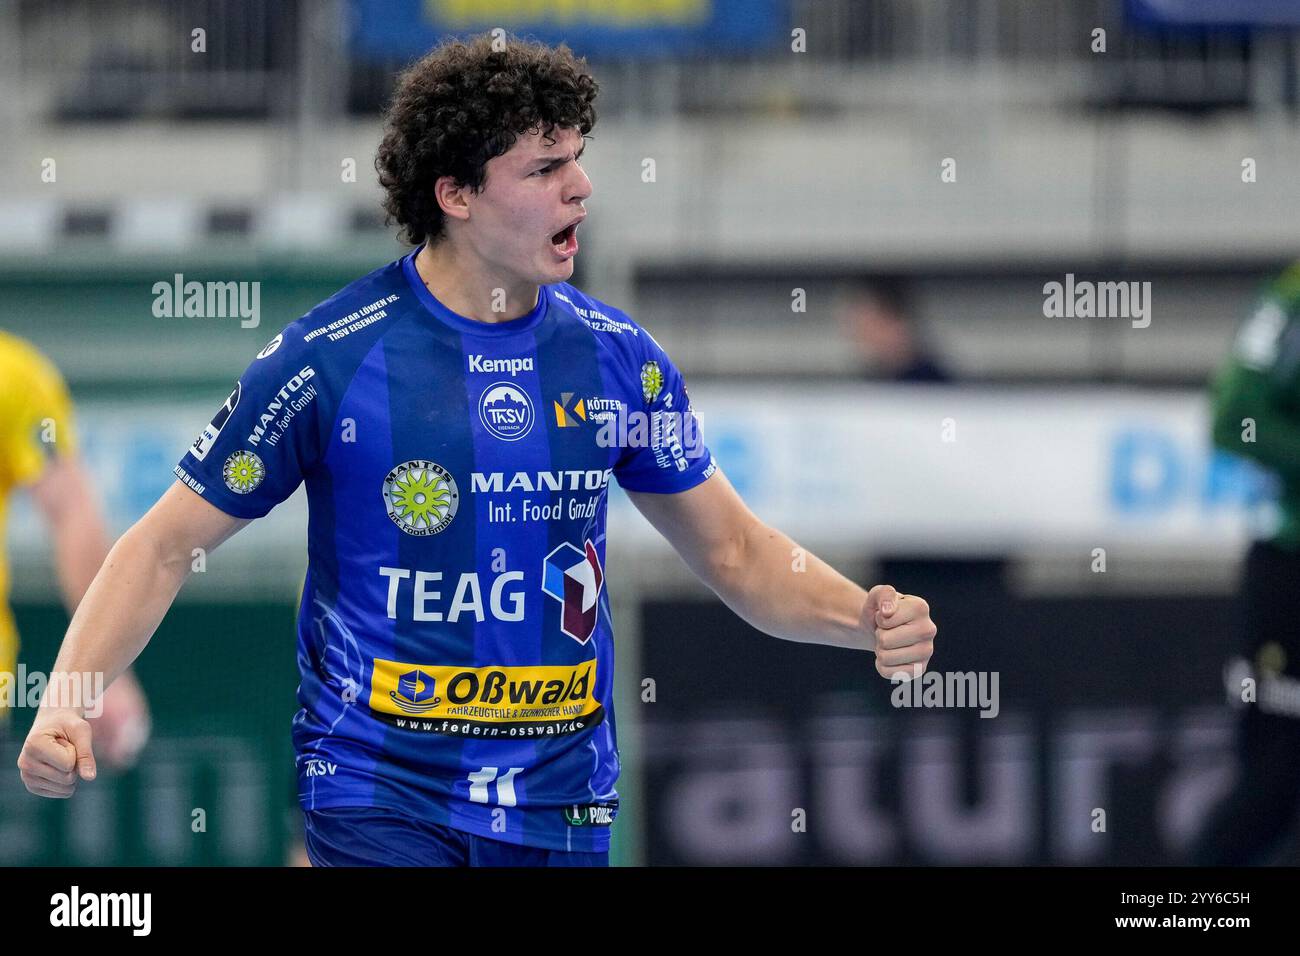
432, 1, 708, 29
369, 658, 598, 722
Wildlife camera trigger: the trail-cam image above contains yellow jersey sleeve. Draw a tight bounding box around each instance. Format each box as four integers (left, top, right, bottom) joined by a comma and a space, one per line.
0, 332, 80, 491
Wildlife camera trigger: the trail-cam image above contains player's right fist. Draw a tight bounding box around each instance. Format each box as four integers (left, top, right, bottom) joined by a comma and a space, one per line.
861, 583, 937, 681
16, 707, 98, 798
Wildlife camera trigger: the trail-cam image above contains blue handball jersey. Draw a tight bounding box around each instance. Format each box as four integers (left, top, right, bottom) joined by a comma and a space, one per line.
174, 251, 715, 852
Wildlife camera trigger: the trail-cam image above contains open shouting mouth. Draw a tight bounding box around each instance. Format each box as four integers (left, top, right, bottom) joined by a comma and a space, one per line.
550, 215, 583, 258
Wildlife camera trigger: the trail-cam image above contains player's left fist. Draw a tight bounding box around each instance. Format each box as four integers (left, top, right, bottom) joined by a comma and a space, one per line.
861, 584, 936, 681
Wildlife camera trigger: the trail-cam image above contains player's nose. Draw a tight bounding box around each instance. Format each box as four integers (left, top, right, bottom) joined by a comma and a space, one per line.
567, 162, 593, 203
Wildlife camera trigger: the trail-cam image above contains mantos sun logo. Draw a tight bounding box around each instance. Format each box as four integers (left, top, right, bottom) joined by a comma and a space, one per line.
542, 540, 604, 644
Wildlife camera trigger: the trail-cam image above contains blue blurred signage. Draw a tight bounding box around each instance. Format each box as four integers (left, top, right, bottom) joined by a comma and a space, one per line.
349, 0, 784, 59
1129, 0, 1300, 28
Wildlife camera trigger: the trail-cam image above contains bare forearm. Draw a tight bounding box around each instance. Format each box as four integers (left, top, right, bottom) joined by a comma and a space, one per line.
47, 523, 190, 704
709, 520, 869, 650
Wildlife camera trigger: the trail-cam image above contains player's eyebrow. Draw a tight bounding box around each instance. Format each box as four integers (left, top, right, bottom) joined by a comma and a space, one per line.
531, 142, 586, 169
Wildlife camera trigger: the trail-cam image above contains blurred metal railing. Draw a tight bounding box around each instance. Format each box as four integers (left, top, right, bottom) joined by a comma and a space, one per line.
1, 0, 1293, 120
333, 0, 1291, 117
9, 0, 302, 119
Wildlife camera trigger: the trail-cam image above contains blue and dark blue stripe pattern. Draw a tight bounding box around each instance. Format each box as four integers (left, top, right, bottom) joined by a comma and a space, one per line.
175, 250, 715, 852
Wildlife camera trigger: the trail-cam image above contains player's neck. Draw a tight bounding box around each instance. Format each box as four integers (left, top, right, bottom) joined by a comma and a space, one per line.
414, 240, 540, 325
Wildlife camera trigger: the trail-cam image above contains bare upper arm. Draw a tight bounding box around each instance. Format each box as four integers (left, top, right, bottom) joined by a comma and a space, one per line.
129, 480, 251, 567
624, 468, 761, 586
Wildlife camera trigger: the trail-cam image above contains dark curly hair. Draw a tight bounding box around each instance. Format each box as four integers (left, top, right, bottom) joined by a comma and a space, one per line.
375, 33, 599, 247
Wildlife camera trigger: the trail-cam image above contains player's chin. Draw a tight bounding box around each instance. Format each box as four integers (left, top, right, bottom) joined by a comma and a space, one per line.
543, 248, 574, 274
544, 254, 576, 282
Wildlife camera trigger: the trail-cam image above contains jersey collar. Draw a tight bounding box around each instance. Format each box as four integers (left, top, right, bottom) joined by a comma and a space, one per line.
401, 250, 551, 337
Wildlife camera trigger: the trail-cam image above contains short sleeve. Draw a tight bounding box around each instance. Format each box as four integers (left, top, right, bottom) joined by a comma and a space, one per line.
174, 329, 324, 519
1, 340, 79, 488
612, 329, 717, 494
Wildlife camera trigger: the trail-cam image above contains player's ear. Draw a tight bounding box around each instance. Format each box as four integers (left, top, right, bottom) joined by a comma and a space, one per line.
433, 174, 472, 226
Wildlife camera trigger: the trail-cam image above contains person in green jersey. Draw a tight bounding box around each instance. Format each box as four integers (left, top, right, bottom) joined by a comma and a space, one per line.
1190, 263, 1300, 865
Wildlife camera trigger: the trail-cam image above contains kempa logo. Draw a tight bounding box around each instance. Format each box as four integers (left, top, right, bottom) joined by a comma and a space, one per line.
468, 354, 533, 376
152, 273, 260, 328
1042, 273, 1151, 328
50, 886, 151, 936
256, 333, 283, 359
890, 667, 1000, 718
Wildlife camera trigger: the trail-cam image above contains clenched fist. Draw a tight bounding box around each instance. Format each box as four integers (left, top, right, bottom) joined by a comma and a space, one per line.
17, 707, 98, 799
862, 584, 936, 680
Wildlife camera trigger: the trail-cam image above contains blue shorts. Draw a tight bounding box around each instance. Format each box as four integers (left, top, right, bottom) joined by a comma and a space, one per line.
302, 807, 609, 867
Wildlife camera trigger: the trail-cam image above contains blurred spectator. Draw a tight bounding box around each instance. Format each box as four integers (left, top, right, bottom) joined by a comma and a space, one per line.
835, 281, 951, 383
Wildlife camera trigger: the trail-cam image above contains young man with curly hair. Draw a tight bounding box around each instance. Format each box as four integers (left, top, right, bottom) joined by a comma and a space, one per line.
18, 33, 936, 867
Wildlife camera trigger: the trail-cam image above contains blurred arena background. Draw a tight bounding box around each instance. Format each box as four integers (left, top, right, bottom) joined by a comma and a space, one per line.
2, 0, 1299, 866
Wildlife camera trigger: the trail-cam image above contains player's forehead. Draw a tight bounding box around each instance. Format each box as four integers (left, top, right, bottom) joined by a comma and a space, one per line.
504, 125, 585, 163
